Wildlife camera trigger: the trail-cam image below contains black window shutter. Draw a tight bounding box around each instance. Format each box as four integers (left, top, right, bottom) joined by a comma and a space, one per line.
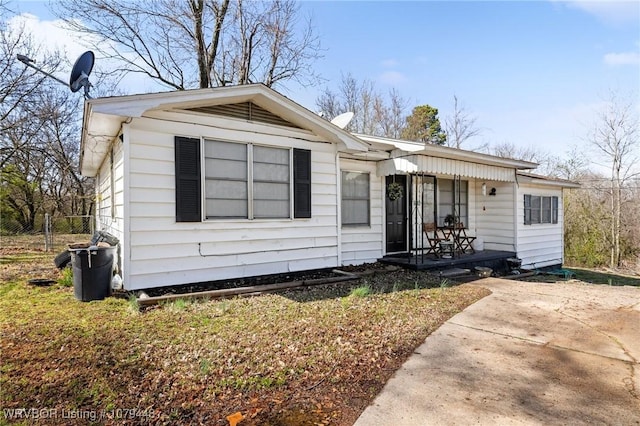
552, 196, 559, 224
524, 194, 531, 225
175, 136, 201, 222
293, 149, 311, 218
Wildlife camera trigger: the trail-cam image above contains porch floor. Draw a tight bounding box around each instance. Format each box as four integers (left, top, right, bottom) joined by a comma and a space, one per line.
380, 250, 517, 273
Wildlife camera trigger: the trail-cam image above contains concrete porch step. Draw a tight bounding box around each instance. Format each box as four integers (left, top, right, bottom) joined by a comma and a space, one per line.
438, 268, 471, 278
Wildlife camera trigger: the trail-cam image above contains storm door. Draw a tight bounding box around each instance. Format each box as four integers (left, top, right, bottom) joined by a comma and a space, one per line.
385, 175, 407, 253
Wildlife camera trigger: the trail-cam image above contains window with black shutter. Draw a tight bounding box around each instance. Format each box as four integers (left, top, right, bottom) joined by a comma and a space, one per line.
175, 138, 311, 221
293, 149, 311, 218
175, 136, 201, 222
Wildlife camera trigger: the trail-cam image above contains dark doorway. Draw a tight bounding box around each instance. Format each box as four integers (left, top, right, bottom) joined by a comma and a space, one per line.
385, 175, 407, 253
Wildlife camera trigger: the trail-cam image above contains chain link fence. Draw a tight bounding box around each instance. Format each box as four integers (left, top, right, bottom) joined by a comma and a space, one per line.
1, 214, 94, 253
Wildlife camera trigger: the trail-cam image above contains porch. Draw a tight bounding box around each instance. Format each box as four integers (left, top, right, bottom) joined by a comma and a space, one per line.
380, 250, 517, 273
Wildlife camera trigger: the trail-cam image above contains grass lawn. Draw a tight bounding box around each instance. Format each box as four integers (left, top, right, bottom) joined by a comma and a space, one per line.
567, 267, 640, 287
0, 241, 489, 425
517, 266, 640, 287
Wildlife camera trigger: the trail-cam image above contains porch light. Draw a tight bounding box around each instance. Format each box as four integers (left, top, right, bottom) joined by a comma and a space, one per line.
482, 183, 487, 196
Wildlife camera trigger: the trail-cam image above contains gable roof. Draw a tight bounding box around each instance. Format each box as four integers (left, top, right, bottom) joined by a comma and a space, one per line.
80, 84, 369, 176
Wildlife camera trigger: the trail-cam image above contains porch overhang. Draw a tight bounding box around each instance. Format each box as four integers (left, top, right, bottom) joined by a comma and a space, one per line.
377, 155, 518, 182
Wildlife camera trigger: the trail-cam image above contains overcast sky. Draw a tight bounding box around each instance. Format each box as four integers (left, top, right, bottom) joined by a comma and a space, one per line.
7, 1, 640, 160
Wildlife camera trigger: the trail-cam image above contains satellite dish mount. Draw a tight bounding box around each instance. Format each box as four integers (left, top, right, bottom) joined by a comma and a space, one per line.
16, 50, 95, 99
330, 111, 354, 130
69, 51, 94, 99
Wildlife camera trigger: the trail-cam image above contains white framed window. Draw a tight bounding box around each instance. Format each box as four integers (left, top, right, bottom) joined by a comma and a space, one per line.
437, 178, 468, 227
253, 145, 290, 218
204, 140, 290, 219
175, 136, 311, 222
204, 140, 250, 218
341, 171, 370, 226
524, 195, 558, 225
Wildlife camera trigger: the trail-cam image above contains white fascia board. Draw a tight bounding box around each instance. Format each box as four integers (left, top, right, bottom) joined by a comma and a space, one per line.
341, 150, 390, 161
517, 173, 581, 188
356, 133, 539, 170
80, 106, 125, 177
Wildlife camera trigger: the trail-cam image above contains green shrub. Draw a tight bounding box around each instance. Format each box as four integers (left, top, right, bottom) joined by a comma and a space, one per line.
127, 294, 139, 314
349, 285, 371, 298
58, 267, 73, 287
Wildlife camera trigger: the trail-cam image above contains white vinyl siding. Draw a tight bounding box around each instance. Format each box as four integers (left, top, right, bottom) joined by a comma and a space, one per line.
340, 159, 383, 265
517, 185, 564, 268
123, 116, 339, 290
95, 138, 126, 276
96, 141, 125, 241
474, 181, 515, 252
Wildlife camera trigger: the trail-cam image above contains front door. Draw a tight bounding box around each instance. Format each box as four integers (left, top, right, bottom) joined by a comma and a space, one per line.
385, 175, 407, 253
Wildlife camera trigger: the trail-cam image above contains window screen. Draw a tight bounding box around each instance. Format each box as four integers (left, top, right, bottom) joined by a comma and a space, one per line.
253, 146, 290, 219
437, 178, 468, 227
524, 194, 559, 225
204, 140, 248, 218
203, 140, 294, 220
341, 171, 370, 226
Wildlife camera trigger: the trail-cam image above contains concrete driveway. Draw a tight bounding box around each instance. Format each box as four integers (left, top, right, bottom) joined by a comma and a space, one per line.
354, 278, 640, 425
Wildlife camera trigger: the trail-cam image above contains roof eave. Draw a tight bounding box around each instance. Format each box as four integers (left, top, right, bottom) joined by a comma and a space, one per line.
355, 133, 538, 170
80, 85, 369, 176
517, 173, 581, 188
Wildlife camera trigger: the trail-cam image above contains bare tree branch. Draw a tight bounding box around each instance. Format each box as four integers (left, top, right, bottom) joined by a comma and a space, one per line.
444, 95, 482, 149
315, 73, 408, 137
53, 0, 320, 90
587, 91, 639, 267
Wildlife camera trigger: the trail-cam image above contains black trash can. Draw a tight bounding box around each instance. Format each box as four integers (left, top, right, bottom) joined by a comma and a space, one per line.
70, 246, 117, 302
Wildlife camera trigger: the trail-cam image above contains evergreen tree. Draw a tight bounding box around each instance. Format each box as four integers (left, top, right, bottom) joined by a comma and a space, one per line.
401, 105, 447, 145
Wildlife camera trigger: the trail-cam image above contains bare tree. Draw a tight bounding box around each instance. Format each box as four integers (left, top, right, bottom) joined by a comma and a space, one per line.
552, 146, 589, 180
374, 88, 407, 139
53, 0, 321, 90
444, 95, 483, 150
487, 142, 562, 174
1, 6, 62, 166
1, 5, 93, 233
587, 91, 639, 268
315, 73, 408, 137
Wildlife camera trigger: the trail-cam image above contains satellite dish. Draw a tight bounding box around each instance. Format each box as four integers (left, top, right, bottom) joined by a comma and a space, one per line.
69, 51, 94, 98
331, 111, 354, 129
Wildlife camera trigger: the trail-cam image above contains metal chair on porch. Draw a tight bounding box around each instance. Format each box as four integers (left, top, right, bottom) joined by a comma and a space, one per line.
422, 222, 444, 258
455, 222, 476, 253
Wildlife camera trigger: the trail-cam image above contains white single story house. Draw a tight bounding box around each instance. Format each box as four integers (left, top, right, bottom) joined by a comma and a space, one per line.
80, 84, 578, 291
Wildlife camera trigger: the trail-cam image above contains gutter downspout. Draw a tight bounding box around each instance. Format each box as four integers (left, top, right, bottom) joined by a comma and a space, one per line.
513, 169, 519, 254
336, 151, 342, 267
122, 122, 131, 290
